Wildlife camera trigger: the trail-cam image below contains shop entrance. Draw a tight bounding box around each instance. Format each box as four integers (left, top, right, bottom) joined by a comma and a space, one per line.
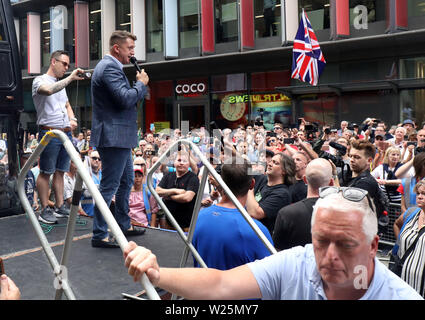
175, 98, 209, 131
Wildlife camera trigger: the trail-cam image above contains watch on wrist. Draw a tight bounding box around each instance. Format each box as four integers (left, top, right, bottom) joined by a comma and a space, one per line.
70, 117, 77, 122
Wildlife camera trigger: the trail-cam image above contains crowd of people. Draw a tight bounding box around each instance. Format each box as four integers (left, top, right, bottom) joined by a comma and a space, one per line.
3, 30, 425, 300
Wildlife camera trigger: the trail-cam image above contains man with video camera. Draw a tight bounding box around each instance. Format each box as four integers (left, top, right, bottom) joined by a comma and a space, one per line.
340, 140, 389, 234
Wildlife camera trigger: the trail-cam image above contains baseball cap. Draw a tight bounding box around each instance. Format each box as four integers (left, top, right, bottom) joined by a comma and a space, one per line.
375, 133, 385, 139
134, 165, 144, 174
403, 119, 415, 126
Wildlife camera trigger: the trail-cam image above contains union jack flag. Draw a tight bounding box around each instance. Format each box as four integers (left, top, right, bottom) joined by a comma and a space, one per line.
291, 9, 326, 86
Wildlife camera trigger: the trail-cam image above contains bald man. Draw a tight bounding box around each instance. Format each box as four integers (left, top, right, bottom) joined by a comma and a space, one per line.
273, 158, 335, 251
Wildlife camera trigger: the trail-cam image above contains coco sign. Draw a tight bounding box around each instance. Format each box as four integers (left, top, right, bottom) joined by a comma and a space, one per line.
175, 82, 207, 95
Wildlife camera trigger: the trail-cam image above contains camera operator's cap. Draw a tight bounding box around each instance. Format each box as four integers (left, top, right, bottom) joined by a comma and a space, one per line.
351, 123, 359, 128
403, 119, 415, 126
134, 165, 144, 174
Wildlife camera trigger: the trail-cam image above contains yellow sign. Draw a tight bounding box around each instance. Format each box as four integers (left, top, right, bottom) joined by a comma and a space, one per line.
154, 122, 170, 132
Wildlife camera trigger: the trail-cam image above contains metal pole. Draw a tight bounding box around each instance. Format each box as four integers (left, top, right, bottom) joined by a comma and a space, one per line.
17, 131, 77, 300
55, 172, 84, 300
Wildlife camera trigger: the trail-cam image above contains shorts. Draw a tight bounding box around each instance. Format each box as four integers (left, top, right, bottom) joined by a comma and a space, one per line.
38, 129, 72, 175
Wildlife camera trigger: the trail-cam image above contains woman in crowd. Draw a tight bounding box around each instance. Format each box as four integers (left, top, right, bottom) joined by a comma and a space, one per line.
371, 146, 403, 204
393, 179, 425, 297
128, 162, 159, 228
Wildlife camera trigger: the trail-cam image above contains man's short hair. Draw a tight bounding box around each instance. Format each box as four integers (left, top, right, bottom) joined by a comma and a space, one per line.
351, 140, 376, 159
50, 50, 69, 63
109, 30, 137, 49
311, 191, 378, 243
220, 157, 251, 197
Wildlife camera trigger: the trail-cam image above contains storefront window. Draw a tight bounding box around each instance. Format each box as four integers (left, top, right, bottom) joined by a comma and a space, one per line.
116, 0, 131, 32
349, 0, 386, 26
215, 0, 238, 43
408, 0, 425, 18
251, 71, 292, 130
254, 0, 281, 38
400, 90, 425, 126
298, 0, 330, 30
180, 0, 199, 49
41, 12, 50, 68
399, 57, 425, 126
144, 80, 174, 132
64, 6, 75, 63
147, 0, 163, 53
89, 1, 102, 61
211, 73, 248, 129
19, 17, 28, 70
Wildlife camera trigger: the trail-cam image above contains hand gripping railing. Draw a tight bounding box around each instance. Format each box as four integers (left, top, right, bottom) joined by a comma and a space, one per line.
17, 130, 160, 300
146, 139, 277, 278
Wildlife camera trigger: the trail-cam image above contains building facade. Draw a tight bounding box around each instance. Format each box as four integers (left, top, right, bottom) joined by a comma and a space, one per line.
11, 0, 425, 133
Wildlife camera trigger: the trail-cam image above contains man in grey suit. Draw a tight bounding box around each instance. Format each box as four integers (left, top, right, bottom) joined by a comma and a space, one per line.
90, 30, 149, 248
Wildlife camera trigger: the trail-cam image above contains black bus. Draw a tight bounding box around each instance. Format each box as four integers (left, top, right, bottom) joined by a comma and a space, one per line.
0, 0, 24, 217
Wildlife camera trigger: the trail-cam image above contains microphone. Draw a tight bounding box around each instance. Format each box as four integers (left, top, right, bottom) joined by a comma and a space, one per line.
130, 56, 142, 73
329, 141, 347, 156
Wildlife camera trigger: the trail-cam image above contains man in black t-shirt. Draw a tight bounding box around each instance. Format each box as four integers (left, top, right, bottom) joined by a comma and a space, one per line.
289, 152, 308, 203
273, 158, 334, 251
246, 153, 295, 234
156, 152, 199, 231
341, 140, 387, 218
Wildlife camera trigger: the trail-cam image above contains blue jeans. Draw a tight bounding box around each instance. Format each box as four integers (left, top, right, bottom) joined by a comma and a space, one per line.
38, 129, 72, 174
92, 147, 134, 241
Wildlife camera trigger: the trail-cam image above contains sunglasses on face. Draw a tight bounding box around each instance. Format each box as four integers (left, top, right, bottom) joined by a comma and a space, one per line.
319, 186, 375, 213
55, 59, 69, 68
91, 157, 101, 161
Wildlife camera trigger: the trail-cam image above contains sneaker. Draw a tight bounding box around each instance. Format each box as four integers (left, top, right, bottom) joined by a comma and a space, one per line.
38, 207, 58, 225
54, 204, 70, 218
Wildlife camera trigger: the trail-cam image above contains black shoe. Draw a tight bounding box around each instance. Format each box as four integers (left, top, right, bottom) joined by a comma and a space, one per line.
91, 237, 120, 248
123, 226, 146, 236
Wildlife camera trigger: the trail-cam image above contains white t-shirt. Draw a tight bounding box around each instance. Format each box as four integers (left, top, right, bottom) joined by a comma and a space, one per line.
32, 74, 70, 128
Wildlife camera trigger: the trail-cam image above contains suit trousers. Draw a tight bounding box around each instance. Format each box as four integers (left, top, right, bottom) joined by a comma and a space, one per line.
92, 147, 134, 240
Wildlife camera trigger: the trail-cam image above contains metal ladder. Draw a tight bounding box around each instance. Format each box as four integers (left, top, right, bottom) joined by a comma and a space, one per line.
17, 130, 160, 300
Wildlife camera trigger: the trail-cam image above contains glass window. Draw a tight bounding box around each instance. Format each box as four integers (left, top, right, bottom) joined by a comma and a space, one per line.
400, 90, 425, 126
180, 0, 199, 49
211, 73, 248, 128
400, 57, 425, 79
408, 0, 425, 18
20, 17, 28, 70
144, 80, 174, 131
298, 0, 330, 30
41, 12, 50, 68
147, 0, 163, 53
116, 0, 131, 32
215, 0, 238, 43
349, 0, 386, 26
64, 6, 75, 63
89, 1, 102, 61
254, 0, 281, 38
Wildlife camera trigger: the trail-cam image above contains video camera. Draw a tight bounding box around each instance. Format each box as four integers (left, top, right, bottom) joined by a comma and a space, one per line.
320, 141, 348, 169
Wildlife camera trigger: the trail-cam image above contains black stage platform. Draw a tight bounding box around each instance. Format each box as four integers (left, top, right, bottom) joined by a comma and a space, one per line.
0, 213, 192, 300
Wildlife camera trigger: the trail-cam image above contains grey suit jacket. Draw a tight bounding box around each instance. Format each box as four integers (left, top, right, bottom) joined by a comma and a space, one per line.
90, 55, 147, 149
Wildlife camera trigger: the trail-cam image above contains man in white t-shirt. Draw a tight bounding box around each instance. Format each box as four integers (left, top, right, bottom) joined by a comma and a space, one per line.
32, 50, 84, 225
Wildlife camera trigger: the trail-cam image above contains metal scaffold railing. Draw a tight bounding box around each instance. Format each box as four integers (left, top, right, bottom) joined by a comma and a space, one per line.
145, 139, 277, 276
17, 129, 160, 300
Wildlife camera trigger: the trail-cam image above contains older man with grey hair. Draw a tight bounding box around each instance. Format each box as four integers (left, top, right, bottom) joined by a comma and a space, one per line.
123, 186, 422, 300
273, 158, 334, 251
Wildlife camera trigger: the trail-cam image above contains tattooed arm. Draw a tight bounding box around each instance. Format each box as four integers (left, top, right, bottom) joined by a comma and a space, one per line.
37, 68, 85, 96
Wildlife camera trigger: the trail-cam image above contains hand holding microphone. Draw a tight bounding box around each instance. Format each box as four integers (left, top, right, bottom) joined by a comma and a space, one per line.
130, 56, 149, 86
